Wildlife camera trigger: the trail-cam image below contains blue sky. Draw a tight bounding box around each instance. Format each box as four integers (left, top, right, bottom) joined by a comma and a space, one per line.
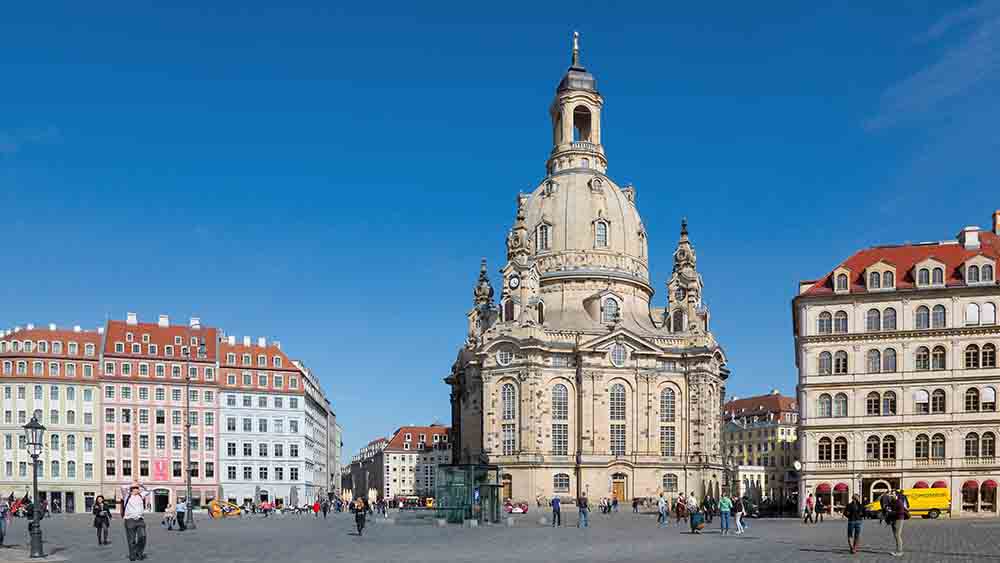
2, 2, 999, 459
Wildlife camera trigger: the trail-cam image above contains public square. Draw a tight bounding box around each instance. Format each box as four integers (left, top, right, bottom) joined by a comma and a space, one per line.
2, 510, 998, 563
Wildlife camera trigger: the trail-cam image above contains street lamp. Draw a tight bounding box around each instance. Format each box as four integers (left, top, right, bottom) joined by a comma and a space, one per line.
183, 336, 197, 530
23, 416, 46, 558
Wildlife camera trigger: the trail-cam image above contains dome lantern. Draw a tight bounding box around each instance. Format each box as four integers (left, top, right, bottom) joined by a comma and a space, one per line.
547, 32, 606, 175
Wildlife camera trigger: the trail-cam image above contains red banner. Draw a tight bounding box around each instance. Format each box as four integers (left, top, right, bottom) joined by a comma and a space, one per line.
152, 459, 169, 481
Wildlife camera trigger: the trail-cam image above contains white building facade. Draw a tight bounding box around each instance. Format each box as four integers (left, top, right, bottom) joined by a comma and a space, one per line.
794, 212, 1000, 517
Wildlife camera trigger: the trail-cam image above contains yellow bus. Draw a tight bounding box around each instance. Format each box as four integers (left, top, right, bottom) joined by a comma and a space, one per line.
865, 488, 950, 519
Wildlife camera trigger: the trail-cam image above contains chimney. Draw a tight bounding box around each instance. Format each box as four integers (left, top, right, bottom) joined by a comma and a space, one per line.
158, 315, 169, 328
97, 327, 105, 335
48, 323, 56, 331
189, 317, 201, 329
257, 337, 266, 347
26, 324, 34, 330
959, 226, 981, 250
993, 210, 1000, 235
274, 341, 281, 350
73, 325, 81, 333
126, 312, 138, 325
13, 327, 20, 333
227, 335, 236, 345
243, 336, 251, 347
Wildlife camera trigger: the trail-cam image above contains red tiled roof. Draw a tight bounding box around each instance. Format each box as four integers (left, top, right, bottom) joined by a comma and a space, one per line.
385, 425, 450, 451
103, 319, 218, 361
801, 231, 1000, 296
218, 341, 302, 394
723, 393, 797, 416
0, 327, 102, 356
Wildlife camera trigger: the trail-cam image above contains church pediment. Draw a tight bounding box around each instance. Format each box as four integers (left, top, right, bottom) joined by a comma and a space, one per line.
580, 328, 661, 355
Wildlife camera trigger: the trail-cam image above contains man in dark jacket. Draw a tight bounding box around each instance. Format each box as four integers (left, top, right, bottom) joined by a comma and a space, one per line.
844, 494, 864, 554
883, 492, 906, 557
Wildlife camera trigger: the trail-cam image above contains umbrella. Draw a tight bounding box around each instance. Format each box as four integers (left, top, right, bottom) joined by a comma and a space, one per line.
290, 486, 299, 507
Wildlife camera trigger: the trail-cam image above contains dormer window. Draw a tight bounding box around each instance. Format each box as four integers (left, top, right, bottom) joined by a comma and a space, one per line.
595, 220, 609, 248
919, 268, 930, 285
883, 271, 894, 288
969, 265, 981, 283
835, 274, 848, 292
602, 298, 620, 324
932, 267, 944, 285
869, 272, 880, 289
985, 265, 995, 282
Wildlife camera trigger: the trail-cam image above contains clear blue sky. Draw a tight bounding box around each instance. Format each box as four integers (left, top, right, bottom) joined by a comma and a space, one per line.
3, 2, 999, 459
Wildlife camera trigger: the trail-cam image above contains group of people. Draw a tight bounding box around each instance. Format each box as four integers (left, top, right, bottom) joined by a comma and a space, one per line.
806, 490, 910, 557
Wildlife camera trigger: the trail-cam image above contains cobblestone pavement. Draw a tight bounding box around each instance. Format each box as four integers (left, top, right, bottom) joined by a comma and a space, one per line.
1, 510, 998, 563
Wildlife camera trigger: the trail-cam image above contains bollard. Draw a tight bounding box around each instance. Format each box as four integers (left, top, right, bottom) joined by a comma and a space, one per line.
436, 518, 448, 527
505, 517, 515, 527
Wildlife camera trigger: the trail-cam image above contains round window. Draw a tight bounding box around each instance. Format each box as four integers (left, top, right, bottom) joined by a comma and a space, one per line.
610, 344, 627, 367
496, 348, 514, 367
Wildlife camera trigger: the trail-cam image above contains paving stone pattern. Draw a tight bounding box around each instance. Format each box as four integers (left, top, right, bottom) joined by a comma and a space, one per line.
0, 509, 997, 563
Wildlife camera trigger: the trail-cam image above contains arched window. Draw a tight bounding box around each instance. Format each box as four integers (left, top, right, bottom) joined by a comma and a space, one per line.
836, 274, 848, 291
834, 311, 849, 333
537, 301, 545, 325
552, 384, 568, 421
914, 389, 930, 414
553, 473, 570, 493
931, 389, 947, 413
931, 433, 946, 459
866, 436, 881, 459
833, 351, 849, 374
883, 348, 897, 372
916, 306, 930, 329
869, 272, 880, 289
609, 343, 627, 367
966, 304, 981, 326
867, 349, 881, 373
882, 391, 897, 415
833, 393, 848, 417
537, 224, 551, 251
818, 437, 832, 461
966, 432, 980, 458
915, 347, 930, 370
609, 384, 626, 422
833, 437, 848, 461
866, 392, 881, 416
602, 298, 619, 324
883, 308, 897, 330
915, 434, 930, 458
932, 305, 947, 328
660, 388, 676, 422
573, 105, 592, 142
883, 435, 897, 459
883, 271, 895, 288
966, 344, 981, 369
662, 473, 678, 493
919, 268, 930, 285
818, 394, 833, 418
983, 432, 996, 458
595, 221, 608, 248
503, 300, 515, 322
983, 265, 995, 282
501, 383, 517, 455
969, 265, 981, 283
984, 303, 997, 325
818, 352, 833, 375
866, 309, 881, 332
672, 310, 684, 333
66, 460, 76, 478
932, 267, 944, 285
985, 344, 998, 369
965, 388, 980, 412
932, 346, 947, 370
817, 312, 833, 334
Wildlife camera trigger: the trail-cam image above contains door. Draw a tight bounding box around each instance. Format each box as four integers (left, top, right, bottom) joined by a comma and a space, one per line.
501, 474, 512, 500
154, 491, 170, 513
612, 473, 627, 503
65, 492, 75, 514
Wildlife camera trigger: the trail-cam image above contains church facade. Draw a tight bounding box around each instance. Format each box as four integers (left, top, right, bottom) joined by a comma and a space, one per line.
446, 36, 730, 504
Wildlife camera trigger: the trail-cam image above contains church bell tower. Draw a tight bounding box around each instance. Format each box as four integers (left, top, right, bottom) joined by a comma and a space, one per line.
547, 32, 607, 175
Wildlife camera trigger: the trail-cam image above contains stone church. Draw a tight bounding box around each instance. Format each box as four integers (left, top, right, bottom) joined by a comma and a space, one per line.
446, 35, 730, 504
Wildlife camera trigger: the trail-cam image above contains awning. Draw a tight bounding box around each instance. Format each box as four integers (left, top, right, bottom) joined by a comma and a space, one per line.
932, 481, 948, 489
963, 480, 979, 490
913, 481, 929, 489
983, 480, 998, 490
816, 483, 831, 494
834, 483, 849, 493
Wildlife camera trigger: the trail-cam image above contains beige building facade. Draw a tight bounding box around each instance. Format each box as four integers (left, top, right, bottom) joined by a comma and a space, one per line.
447, 36, 729, 504
794, 211, 1000, 517
721, 391, 799, 503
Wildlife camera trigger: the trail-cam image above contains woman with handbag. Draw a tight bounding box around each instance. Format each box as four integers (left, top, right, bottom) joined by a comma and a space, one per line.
92, 495, 112, 545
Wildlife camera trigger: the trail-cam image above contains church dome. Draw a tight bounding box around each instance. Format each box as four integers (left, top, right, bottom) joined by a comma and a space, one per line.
522, 169, 650, 289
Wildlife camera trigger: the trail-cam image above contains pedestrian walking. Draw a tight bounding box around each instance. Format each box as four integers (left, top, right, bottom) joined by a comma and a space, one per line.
122, 484, 150, 561
352, 498, 366, 536
175, 498, 187, 531
577, 494, 589, 528
718, 495, 732, 535
611, 494, 619, 513
0, 495, 10, 546
803, 494, 815, 524
632, 497, 640, 514
551, 496, 561, 527
885, 491, 908, 557
93, 495, 112, 545
815, 496, 825, 524
733, 496, 746, 535
844, 494, 864, 554
657, 494, 668, 528
322, 500, 330, 520
313, 500, 321, 518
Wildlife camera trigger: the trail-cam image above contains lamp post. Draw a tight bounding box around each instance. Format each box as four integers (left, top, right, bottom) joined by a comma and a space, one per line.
23, 416, 46, 558
183, 334, 197, 530
724, 455, 735, 497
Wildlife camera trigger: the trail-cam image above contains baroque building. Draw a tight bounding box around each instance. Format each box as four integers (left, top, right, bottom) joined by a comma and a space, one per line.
447, 35, 729, 504
794, 212, 1000, 517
